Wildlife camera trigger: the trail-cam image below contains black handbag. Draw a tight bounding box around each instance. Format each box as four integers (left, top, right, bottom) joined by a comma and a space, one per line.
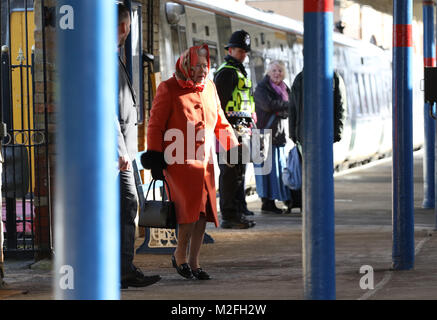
138, 178, 177, 229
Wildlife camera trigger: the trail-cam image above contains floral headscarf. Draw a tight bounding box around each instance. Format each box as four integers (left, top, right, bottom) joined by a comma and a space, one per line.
174, 44, 210, 92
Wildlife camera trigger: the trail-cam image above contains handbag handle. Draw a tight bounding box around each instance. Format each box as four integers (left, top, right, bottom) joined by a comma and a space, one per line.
144, 178, 173, 203
261, 114, 276, 133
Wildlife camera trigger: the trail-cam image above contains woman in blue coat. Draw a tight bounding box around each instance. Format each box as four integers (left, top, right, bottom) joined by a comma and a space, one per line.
254, 60, 291, 214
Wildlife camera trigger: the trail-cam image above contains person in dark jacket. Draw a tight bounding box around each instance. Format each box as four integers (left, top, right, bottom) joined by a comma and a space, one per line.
117, 4, 161, 289
289, 70, 346, 145
287, 69, 346, 213
254, 60, 291, 214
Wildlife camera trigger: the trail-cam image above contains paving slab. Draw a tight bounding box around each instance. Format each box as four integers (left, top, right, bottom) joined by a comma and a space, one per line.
1, 151, 436, 301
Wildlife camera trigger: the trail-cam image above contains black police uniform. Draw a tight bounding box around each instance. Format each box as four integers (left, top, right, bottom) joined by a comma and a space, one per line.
214, 30, 256, 229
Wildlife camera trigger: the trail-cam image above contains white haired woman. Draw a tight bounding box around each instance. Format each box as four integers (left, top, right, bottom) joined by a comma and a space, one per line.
253, 60, 292, 214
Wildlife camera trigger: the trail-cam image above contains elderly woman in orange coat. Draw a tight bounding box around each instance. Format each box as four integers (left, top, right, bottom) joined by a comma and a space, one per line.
141, 44, 239, 280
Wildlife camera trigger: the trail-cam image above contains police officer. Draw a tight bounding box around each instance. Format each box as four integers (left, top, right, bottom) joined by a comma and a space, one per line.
214, 30, 256, 229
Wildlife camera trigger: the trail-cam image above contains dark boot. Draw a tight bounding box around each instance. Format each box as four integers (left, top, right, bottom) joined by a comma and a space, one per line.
221, 213, 256, 229
0, 262, 5, 288
261, 198, 283, 214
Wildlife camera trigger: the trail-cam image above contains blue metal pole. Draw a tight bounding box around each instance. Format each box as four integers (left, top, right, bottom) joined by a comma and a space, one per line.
392, 0, 415, 270
422, 0, 435, 209
302, 0, 336, 300
55, 1, 120, 299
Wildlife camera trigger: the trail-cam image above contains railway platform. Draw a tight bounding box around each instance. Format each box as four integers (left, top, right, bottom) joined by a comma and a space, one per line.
0, 150, 436, 300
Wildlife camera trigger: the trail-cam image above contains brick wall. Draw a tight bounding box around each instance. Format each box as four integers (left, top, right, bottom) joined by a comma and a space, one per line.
138, 0, 161, 236
31, 0, 160, 258
33, 0, 56, 260
139, 0, 160, 152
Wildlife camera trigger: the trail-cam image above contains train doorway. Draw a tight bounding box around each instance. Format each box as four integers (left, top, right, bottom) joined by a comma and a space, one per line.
1, 0, 51, 259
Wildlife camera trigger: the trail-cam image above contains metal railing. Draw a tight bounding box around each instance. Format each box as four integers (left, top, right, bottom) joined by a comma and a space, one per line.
1, 0, 52, 259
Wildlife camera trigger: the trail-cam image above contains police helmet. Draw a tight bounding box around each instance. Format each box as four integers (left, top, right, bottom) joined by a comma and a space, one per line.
225, 30, 251, 52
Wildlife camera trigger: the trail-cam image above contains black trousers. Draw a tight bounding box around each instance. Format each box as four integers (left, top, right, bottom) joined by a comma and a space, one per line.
119, 169, 138, 276
217, 155, 247, 221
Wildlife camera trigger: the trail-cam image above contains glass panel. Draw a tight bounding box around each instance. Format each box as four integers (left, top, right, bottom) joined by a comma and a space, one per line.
170, 25, 180, 65
373, 75, 382, 114
179, 26, 188, 53
363, 74, 374, 113
357, 73, 366, 114
348, 73, 359, 116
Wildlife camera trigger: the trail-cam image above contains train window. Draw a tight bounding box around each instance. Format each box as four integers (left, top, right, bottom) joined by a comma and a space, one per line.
260, 33, 265, 45
179, 26, 188, 52
364, 74, 373, 114
372, 75, 382, 113
346, 77, 356, 117
192, 23, 197, 33
352, 74, 359, 113
361, 74, 370, 113
251, 55, 265, 86
215, 14, 232, 61
205, 26, 210, 37
296, 57, 303, 75
255, 37, 259, 47
375, 77, 382, 112
357, 74, 367, 114
280, 44, 284, 52
379, 77, 390, 111
208, 46, 219, 78
347, 73, 358, 116
170, 25, 180, 62
364, 74, 376, 114
267, 41, 271, 49
372, 76, 380, 113
170, 25, 188, 62
377, 77, 386, 112
382, 76, 391, 111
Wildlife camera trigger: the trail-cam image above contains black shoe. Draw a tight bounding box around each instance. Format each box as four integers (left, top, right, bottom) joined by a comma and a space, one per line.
261, 201, 283, 214
192, 268, 211, 280
242, 208, 254, 216
220, 216, 256, 229
0, 265, 6, 288
172, 255, 193, 279
121, 268, 161, 289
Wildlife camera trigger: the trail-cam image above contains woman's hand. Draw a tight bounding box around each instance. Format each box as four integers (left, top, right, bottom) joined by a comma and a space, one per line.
118, 155, 131, 171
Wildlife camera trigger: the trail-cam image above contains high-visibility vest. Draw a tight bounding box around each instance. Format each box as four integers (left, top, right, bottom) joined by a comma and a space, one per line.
215, 62, 255, 118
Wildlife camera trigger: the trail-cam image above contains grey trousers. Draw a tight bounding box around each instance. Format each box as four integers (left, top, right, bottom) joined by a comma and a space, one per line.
119, 168, 138, 276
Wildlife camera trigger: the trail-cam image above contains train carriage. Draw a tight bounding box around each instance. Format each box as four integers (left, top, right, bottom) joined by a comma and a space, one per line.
159, 0, 423, 191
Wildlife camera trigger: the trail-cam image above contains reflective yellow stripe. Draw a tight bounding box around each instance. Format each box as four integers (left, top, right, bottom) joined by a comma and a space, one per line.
219, 63, 255, 114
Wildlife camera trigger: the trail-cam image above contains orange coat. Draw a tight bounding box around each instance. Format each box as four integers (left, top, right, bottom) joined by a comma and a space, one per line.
147, 76, 238, 226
